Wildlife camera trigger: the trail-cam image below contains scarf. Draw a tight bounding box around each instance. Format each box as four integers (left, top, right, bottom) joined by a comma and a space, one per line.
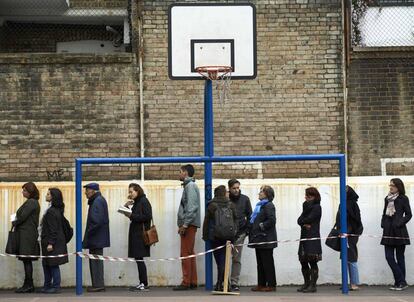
250, 199, 269, 224
385, 192, 398, 217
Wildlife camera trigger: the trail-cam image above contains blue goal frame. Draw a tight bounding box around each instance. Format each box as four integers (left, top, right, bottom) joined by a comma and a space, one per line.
74, 153, 348, 295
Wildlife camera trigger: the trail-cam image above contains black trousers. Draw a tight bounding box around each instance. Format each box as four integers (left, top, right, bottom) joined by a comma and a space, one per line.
255, 248, 276, 287
135, 258, 148, 286
89, 248, 104, 288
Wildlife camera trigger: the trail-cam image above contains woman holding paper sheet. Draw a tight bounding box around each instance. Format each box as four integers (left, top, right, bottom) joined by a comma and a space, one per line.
122, 183, 153, 292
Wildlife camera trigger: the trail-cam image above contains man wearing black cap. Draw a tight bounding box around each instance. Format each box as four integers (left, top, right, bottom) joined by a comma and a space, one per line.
82, 183, 110, 292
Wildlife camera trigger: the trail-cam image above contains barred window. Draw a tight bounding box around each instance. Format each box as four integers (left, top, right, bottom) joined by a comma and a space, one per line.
0, 0, 131, 53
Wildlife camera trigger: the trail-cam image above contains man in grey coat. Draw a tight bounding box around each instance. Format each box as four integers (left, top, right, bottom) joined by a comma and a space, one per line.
173, 164, 201, 290
82, 183, 110, 292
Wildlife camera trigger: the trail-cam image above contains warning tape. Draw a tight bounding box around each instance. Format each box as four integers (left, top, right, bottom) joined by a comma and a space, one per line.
0, 233, 410, 262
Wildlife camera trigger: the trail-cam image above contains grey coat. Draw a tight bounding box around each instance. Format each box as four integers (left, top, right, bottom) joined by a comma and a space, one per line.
177, 178, 201, 228
12, 198, 41, 261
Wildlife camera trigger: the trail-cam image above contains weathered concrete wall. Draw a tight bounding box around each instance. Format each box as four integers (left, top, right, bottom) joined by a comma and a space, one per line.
1, 176, 414, 288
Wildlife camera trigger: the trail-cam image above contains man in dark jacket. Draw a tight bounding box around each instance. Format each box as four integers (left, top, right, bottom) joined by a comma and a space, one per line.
82, 183, 110, 292
228, 179, 252, 291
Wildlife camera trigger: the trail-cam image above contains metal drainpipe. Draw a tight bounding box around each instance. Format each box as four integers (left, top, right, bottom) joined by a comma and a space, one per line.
138, 16, 145, 182
342, 0, 350, 177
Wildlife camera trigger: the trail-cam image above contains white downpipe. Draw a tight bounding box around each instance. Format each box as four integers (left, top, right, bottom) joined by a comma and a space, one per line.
341, 0, 349, 178
380, 158, 414, 176
138, 17, 145, 182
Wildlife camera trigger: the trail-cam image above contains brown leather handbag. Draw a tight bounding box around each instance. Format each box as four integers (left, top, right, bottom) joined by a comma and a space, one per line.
142, 219, 159, 246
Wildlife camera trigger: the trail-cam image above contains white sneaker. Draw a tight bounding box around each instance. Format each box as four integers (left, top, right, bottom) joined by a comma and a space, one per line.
130, 283, 149, 292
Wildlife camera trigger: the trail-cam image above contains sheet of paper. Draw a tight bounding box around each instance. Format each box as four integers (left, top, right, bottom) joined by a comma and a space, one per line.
10, 213, 16, 222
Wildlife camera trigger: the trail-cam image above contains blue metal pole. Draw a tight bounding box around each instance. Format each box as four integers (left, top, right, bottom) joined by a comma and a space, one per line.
75, 160, 83, 295
204, 79, 213, 291
339, 155, 349, 294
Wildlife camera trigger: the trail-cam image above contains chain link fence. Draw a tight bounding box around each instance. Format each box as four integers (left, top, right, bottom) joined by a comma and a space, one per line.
351, 0, 414, 47
0, 0, 131, 53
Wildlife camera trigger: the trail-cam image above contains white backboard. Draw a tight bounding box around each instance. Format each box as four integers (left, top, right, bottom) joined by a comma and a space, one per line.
168, 3, 257, 80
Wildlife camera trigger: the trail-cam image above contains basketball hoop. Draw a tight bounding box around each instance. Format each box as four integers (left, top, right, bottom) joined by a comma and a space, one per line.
196, 66, 232, 104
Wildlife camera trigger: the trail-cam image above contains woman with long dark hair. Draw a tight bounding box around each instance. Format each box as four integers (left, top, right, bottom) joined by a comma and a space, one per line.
123, 183, 153, 292
40, 188, 69, 294
13, 182, 41, 293
297, 187, 322, 293
381, 178, 412, 291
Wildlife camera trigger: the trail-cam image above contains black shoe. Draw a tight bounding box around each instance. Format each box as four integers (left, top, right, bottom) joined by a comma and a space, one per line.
190, 284, 197, 290
394, 283, 409, 291
86, 287, 106, 292
231, 284, 240, 291
43, 287, 61, 294
214, 282, 223, 292
173, 284, 191, 291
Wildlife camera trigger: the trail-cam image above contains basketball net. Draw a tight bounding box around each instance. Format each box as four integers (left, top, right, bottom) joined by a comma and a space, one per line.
195, 66, 232, 105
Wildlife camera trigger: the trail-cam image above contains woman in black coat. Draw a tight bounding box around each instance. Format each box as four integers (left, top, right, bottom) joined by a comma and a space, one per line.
297, 187, 322, 293
40, 188, 69, 294
381, 178, 412, 291
123, 183, 152, 292
248, 185, 277, 292
12, 182, 40, 293
335, 185, 363, 290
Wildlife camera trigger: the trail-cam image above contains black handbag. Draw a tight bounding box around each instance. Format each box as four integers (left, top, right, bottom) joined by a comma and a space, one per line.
325, 224, 341, 252
5, 226, 19, 254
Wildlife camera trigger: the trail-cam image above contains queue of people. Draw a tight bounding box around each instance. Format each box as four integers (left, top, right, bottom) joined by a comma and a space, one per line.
7, 173, 412, 293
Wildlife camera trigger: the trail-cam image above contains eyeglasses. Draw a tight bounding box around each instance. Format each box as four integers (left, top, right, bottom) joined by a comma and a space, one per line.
389, 184, 396, 187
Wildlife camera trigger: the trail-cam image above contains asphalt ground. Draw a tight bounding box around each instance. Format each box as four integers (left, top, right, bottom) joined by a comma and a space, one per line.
1, 285, 414, 302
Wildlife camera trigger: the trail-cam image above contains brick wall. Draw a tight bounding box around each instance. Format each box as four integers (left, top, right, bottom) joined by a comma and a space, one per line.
0, 0, 345, 181
348, 49, 414, 176
0, 54, 140, 181
141, 0, 344, 179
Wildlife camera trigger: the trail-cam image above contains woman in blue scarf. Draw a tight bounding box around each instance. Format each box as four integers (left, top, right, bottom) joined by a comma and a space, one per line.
248, 185, 277, 292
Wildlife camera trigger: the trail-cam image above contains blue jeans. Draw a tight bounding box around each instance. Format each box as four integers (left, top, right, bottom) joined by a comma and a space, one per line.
348, 262, 359, 285
385, 245, 406, 286
43, 264, 61, 289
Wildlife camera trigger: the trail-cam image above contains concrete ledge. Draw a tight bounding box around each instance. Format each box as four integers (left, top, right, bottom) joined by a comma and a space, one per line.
0, 53, 135, 64
351, 47, 414, 59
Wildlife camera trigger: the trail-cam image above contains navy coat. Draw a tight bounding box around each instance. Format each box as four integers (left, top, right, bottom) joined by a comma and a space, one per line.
82, 192, 110, 249
248, 201, 277, 249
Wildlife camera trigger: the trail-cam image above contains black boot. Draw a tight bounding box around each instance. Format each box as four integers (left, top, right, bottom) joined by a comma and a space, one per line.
19, 278, 35, 293
15, 279, 28, 293
297, 267, 310, 292
303, 268, 318, 293
214, 266, 224, 291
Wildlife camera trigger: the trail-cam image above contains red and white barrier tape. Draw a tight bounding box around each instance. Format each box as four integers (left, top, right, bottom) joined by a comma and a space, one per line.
0, 233, 410, 262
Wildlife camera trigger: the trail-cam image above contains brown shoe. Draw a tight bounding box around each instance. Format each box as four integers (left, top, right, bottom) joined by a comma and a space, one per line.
251, 286, 265, 292
262, 286, 276, 292
87, 287, 106, 292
